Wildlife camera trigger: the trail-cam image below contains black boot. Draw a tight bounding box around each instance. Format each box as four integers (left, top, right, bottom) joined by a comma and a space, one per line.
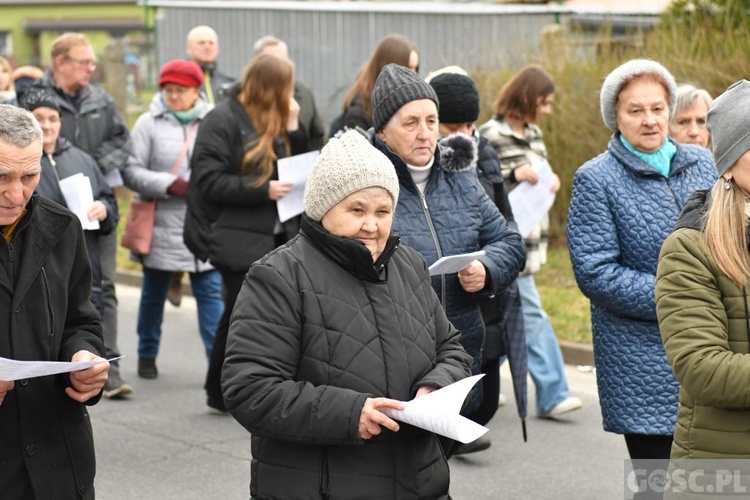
138, 357, 158, 379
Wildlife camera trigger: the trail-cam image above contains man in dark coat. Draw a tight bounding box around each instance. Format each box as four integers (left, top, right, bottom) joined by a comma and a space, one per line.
30, 31, 131, 397
0, 104, 109, 499
186, 25, 236, 104
253, 35, 327, 150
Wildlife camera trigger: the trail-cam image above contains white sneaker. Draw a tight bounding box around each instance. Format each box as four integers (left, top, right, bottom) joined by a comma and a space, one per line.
498, 393, 507, 407
541, 396, 582, 418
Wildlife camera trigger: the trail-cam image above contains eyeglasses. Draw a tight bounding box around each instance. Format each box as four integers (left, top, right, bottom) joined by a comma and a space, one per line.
65, 56, 97, 70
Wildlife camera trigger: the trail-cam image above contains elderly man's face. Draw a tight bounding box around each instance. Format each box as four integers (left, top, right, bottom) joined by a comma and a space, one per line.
187, 33, 219, 66
377, 99, 438, 167
56, 44, 96, 92
0, 139, 41, 225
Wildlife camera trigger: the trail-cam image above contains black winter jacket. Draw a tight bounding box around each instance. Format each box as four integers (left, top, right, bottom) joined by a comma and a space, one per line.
33, 71, 132, 177
36, 137, 118, 313
0, 194, 104, 499
186, 93, 308, 271
223, 216, 472, 499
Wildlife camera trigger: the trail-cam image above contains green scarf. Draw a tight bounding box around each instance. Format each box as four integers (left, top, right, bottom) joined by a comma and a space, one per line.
619, 134, 676, 178
164, 96, 206, 124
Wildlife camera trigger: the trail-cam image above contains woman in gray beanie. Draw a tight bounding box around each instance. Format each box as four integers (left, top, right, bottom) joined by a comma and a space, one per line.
567, 59, 716, 459
222, 130, 472, 499
656, 79, 750, 460
370, 63, 527, 438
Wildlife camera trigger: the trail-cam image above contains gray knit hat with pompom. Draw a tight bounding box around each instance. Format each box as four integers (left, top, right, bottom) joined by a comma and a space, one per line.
303, 130, 400, 221
600, 59, 677, 131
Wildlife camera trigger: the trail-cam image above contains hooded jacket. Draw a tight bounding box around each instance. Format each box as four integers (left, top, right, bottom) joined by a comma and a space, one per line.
122, 92, 214, 272
657, 189, 750, 458
371, 132, 526, 411
567, 135, 716, 435
222, 216, 472, 499
36, 136, 118, 313
0, 194, 104, 499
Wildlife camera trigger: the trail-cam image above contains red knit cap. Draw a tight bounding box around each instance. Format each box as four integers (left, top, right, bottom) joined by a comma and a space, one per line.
159, 60, 204, 88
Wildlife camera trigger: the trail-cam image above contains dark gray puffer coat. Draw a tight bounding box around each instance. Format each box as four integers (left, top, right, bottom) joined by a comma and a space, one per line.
222, 216, 472, 500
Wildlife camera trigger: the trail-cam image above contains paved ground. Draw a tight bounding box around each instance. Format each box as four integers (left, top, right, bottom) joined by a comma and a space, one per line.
92, 284, 628, 499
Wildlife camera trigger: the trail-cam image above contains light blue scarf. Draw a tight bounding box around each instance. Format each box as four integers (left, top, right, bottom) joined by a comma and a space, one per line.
619, 135, 676, 178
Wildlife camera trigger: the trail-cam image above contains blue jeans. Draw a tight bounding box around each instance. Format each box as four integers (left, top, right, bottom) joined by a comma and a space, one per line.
516, 274, 569, 416
137, 267, 224, 360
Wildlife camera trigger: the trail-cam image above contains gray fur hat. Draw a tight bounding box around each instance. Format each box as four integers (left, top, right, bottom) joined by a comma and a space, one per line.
707, 79, 750, 177
371, 64, 439, 131
599, 59, 677, 131
303, 130, 400, 221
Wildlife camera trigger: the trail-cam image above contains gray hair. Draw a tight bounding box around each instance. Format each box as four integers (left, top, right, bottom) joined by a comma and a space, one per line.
671, 84, 713, 123
0, 105, 42, 149
253, 35, 285, 56
186, 25, 218, 44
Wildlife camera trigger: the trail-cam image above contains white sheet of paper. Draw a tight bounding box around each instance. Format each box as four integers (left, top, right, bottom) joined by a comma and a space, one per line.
276, 150, 321, 223
428, 250, 486, 276
507, 154, 557, 239
58, 173, 99, 230
382, 374, 488, 444
104, 168, 124, 188
0, 355, 122, 381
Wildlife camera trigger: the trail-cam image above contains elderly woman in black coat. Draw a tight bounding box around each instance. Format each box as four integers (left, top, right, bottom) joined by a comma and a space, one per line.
222, 130, 472, 500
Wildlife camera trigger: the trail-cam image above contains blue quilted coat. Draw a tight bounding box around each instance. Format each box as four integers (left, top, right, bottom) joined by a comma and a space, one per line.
567, 135, 715, 435
372, 133, 526, 387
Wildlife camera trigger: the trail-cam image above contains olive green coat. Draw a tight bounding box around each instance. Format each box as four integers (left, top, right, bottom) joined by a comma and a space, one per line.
656, 190, 750, 459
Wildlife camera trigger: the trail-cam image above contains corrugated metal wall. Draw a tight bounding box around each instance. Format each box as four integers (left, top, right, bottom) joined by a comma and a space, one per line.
150, 2, 570, 128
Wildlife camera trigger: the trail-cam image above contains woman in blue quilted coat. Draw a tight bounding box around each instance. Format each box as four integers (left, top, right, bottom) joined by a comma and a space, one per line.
223, 131, 472, 499
368, 64, 526, 421
567, 59, 716, 459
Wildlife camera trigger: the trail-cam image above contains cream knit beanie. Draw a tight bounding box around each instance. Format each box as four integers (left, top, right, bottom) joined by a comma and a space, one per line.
600, 59, 677, 131
303, 130, 400, 221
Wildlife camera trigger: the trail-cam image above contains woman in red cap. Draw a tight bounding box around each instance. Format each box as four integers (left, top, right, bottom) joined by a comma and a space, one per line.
122, 59, 224, 382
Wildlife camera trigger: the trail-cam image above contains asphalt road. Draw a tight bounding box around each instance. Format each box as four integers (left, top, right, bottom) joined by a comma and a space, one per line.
92, 284, 628, 499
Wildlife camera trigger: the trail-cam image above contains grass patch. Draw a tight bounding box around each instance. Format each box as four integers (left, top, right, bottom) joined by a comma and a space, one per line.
535, 244, 592, 344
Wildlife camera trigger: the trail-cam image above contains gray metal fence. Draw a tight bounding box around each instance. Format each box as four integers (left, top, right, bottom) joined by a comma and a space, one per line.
142, 0, 655, 129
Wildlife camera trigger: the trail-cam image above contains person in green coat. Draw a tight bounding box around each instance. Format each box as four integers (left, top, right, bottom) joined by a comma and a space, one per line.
656, 79, 750, 459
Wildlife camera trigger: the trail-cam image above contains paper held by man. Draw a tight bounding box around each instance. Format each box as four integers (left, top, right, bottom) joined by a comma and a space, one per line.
382, 374, 488, 444
0, 356, 122, 381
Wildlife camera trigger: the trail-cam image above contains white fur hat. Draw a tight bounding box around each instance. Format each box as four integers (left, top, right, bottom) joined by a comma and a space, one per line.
303, 130, 400, 221
600, 59, 677, 131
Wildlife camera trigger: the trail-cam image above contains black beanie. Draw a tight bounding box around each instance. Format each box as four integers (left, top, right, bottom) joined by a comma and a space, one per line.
371, 64, 439, 131
18, 87, 61, 114
429, 73, 479, 124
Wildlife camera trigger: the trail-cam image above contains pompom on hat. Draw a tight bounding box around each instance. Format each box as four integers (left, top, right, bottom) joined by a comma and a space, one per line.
159, 59, 204, 88
303, 130, 400, 221
371, 64, 439, 131
599, 59, 677, 131
707, 79, 750, 177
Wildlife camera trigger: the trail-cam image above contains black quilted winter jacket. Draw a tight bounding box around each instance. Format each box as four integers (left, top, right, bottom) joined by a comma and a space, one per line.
222, 216, 472, 500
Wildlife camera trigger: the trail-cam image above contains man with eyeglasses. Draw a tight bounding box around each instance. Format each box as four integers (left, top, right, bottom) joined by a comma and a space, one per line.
27, 31, 132, 400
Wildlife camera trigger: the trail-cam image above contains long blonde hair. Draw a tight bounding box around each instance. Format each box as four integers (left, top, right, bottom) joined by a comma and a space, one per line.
239, 54, 294, 186
704, 178, 750, 287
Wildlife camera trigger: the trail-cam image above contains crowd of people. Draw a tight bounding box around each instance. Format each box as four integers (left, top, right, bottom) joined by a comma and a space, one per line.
1, 23, 749, 498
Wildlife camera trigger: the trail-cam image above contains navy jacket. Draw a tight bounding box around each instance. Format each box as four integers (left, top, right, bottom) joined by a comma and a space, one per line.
567, 135, 716, 434
372, 133, 526, 406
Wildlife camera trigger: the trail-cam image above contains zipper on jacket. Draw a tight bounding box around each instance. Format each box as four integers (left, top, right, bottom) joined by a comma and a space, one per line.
318, 447, 329, 498
665, 178, 681, 212
41, 267, 55, 353
419, 192, 447, 309
743, 288, 750, 353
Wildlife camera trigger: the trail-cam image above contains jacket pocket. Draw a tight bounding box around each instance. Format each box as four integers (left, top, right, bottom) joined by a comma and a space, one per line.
60, 403, 96, 497
40, 267, 57, 356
